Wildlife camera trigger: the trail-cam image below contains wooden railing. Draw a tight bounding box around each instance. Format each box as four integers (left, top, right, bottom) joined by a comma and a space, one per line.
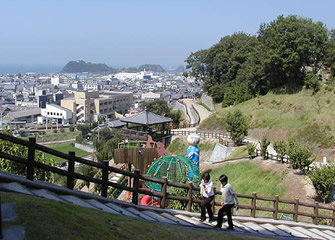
0, 132, 335, 226
171, 129, 231, 139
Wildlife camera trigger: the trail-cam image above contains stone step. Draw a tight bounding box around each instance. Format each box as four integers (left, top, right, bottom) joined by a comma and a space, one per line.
85, 199, 121, 216
0, 182, 33, 196
1, 202, 17, 222
126, 207, 155, 221
293, 226, 326, 240
31, 189, 66, 202
141, 210, 177, 225
233, 221, 258, 233
242, 222, 277, 236
2, 226, 25, 240
323, 230, 335, 239
260, 223, 292, 237
59, 195, 97, 209
174, 214, 211, 228
160, 212, 193, 227
276, 224, 309, 238
105, 203, 137, 219
309, 228, 335, 240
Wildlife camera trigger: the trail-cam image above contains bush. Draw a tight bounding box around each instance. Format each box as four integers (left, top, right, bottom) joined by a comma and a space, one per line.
309, 165, 335, 202
259, 134, 270, 159
304, 72, 321, 94
69, 125, 75, 132
273, 140, 287, 163
246, 143, 256, 156
224, 109, 248, 145
53, 129, 58, 133
287, 140, 314, 173
60, 128, 65, 133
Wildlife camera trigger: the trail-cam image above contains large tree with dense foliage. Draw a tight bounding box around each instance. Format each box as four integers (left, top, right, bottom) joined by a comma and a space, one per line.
325, 29, 335, 77
258, 15, 328, 88
186, 15, 330, 106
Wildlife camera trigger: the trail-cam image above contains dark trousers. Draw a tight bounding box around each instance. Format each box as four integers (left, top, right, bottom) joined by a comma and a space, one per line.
200, 195, 214, 221
217, 204, 234, 229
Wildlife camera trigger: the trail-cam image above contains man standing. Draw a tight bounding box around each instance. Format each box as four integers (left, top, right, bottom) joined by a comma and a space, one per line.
214, 174, 239, 230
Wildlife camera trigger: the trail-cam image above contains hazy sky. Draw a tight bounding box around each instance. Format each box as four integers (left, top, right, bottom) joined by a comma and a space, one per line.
1, 0, 335, 69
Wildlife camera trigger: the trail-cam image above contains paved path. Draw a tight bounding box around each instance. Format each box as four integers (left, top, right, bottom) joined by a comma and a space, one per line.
181, 99, 212, 125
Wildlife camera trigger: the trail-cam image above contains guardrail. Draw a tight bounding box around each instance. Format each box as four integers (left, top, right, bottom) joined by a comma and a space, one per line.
0, 132, 334, 226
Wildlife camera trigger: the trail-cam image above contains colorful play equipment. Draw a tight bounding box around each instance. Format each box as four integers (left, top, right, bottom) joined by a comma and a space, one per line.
144, 155, 201, 193
186, 133, 200, 166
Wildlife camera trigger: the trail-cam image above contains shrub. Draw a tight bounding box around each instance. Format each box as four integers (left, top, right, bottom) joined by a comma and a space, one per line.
60, 128, 65, 133
53, 129, 58, 133
246, 143, 256, 156
309, 165, 335, 202
304, 72, 321, 94
287, 140, 314, 173
69, 125, 75, 132
224, 109, 248, 145
273, 140, 287, 163
259, 134, 270, 159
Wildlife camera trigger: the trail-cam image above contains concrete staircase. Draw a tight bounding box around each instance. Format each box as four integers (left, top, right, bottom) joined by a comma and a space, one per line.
1, 171, 335, 239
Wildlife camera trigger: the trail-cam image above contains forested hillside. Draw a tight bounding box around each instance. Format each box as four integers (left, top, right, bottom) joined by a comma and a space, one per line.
186, 15, 335, 107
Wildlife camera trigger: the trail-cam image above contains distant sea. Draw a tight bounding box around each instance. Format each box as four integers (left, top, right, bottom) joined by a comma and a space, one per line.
0, 64, 63, 74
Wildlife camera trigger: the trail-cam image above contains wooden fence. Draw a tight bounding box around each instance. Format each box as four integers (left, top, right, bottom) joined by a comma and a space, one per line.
0, 132, 334, 226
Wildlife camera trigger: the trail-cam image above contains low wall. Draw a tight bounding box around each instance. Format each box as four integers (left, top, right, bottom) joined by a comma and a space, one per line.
200, 93, 214, 111
75, 143, 95, 153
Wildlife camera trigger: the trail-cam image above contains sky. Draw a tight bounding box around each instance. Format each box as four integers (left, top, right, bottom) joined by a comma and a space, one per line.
1, 0, 335, 71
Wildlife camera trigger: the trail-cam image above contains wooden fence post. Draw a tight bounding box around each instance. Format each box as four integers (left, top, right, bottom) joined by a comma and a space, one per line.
67, 151, 75, 190
313, 202, 319, 225
132, 169, 140, 205
27, 137, 36, 180
186, 182, 193, 212
273, 195, 279, 220
211, 187, 216, 214
293, 199, 299, 222
101, 160, 109, 198
0, 192, 2, 239
251, 192, 257, 218
160, 177, 168, 209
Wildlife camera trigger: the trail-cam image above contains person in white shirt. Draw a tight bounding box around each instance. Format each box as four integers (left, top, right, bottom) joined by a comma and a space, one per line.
214, 174, 239, 230
199, 172, 214, 222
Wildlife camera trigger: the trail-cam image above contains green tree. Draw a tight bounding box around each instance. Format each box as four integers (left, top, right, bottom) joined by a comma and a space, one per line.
93, 129, 122, 163
224, 110, 248, 145
273, 140, 287, 163
325, 29, 335, 77
287, 140, 314, 173
259, 134, 270, 159
142, 99, 182, 127
0, 127, 52, 182
309, 165, 335, 202
258, 15, 328, 88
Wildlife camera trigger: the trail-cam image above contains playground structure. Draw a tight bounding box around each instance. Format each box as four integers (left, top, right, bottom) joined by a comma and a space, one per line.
141, 133, 201, 206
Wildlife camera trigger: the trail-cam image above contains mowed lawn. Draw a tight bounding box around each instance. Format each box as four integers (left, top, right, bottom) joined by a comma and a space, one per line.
44, 141, 90, 164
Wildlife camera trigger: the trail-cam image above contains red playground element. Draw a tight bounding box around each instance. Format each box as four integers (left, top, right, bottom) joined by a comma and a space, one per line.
140, 195, 160, 206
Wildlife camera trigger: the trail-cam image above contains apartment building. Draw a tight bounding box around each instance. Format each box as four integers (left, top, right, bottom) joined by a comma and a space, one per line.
61, 91, 133, 123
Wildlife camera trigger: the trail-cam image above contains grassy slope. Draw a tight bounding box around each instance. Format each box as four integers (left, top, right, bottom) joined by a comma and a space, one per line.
206, 161, 287, 217
44, 141, 90, 163
200, 85, 335, 151
167, 138, 216, 156
2, 192, 266, 240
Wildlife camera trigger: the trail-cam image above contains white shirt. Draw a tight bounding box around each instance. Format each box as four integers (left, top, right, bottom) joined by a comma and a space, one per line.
221, 183, 236, 205
200, 179, 214, 198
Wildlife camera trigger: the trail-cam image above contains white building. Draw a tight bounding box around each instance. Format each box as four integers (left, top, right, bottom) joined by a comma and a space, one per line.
39, 104, 73, 125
